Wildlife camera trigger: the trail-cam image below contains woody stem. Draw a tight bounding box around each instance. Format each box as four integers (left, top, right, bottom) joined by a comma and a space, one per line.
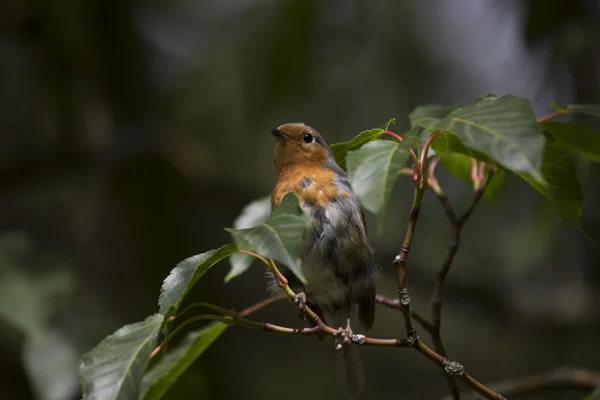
394, 187, 422, 340
430, 172, 494, 333
394, 130, 443, 337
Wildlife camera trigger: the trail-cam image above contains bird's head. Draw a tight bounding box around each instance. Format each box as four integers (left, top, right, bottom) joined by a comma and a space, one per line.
271, 123, 330, 174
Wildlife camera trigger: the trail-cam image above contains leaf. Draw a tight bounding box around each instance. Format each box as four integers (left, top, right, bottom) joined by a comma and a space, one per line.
431, 131, 495, 165
80, 314, 164, 400
158, 244, 238, 317
553, 103, 600, 118
23, 328, 80, 400
484, 170, 504, 201
225, 196, 272, 283
140, 322, 227, 400
330, 118, 396, 170
516, 143, 582, 225
542, 122, 600, 163
346, 139, 413, 215
409, 103, 465, 156
439, 153, 504, 201
226, 193, 308, 283
409, 104, 464, 126
417, 95, 546, 181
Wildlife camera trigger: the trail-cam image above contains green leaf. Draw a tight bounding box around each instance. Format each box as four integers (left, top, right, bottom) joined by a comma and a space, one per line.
409, 103, 465, 156
439, 153, 504, 201
23, 328, 80, 400
226, 193, 308, 283
225, 196, 272, 283
485, 170, 505, 201
417, 95, 546, 181
80, 314, 164, 400
158, 244, 238, 317
330, 118, 395, 170
409, 104, 464, 126
346, 139, 413, 215
542, 122, 600, 162
553, 103, 600, 117
431, 131, 496, 165
140, 322, 227, 400
516, 143, 582, 225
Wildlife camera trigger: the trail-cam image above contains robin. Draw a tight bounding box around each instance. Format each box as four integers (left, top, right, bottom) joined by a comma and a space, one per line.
269, 122, 378, 399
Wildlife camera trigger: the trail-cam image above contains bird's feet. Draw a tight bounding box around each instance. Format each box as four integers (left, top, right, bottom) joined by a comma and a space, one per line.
293, 292, 307, 321
334, 318, 354, 349
293, 292, 307, 309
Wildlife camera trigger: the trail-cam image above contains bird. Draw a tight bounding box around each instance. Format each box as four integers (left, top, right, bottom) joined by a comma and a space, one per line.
269, 122, 378, 399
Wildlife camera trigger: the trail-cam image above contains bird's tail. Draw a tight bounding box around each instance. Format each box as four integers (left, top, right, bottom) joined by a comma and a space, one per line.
328, 309, 365, 399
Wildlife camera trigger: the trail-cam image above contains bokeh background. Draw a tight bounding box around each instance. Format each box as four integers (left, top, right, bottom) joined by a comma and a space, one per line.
1, 0, 600, 399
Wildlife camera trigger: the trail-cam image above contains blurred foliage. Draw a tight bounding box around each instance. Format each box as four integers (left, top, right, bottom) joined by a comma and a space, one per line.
0, 233, 79, 400
1, 0, 600, 399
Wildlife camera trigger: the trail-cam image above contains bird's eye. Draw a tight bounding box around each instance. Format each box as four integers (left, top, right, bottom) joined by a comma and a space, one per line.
303, 133, 313, 143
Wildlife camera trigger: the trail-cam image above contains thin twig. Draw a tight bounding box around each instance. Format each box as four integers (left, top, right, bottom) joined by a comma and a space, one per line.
393, 186, 423, 340
175, 302, 238, 321
150, 314, 230, 358
386, 129, 420, 182
415, 341, 506, 400
384, 130, 404, 142
150, 252, 503, 398
395, 139, 504, 400
469, 158, 479, 187
426, 169, 494, 399
537, 109, 564, 124
152, 300, 499, 398
396, 132, 464, 400
150, 290, 286, 359
420, 130, 444, 189
239, 294, 287, 317
375, 295, 435, 333
399, 167, 414, 176
431, 172, 493, 332
442, 366, 600, 400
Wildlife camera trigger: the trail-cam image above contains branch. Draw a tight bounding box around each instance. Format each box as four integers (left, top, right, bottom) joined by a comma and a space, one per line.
537, 109, 564, 124
428, 166, 495, 398
386, 129, 420, 182
376, 295, 461, 400
155, 296, 502, 398
150, 294, 287, 359
393, 185, 422, 340
420, 130, 444, 189
442, 366, 600, 400
391, 132, 445, 338
391, 142, 505, 400
415, 341, 506, 400
430, 172, 493, 332
375, 295, 435, 333
233, 303, 504, 399
158, 252, 411, 348
238, 294, 288, 317
153, 251, 503, 399
395, 133, 463, 399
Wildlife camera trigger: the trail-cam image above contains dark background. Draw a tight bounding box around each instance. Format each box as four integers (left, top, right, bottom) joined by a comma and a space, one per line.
1, 1, 599, 399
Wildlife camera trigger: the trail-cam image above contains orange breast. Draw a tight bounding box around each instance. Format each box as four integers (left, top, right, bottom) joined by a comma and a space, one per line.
271, 166, 339, 209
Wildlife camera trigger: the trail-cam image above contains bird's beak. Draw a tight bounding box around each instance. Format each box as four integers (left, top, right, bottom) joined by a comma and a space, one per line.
270, 129, 289, 139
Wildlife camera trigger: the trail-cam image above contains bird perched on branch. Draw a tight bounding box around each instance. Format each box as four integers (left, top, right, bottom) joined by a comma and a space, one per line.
269, 122, 378, 399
